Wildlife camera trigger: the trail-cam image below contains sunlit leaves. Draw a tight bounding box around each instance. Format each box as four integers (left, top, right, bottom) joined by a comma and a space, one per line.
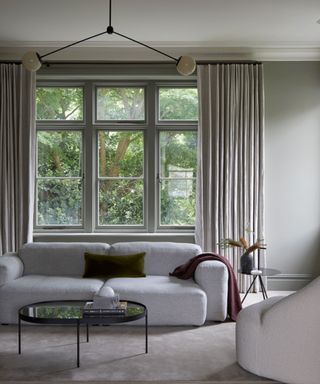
37, 131, 82, 177
36, 131, 83, 225
98, 131, 144, 225
159, 87, 198, 121
159, 131, 197, 225
36, 87, 83, 120
97, 87, 145, 121
36, 84, 198, 228
98, 131, 143, 178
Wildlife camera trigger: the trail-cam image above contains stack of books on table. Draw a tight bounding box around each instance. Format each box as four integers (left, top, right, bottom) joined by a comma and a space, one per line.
83, 301, 127, 317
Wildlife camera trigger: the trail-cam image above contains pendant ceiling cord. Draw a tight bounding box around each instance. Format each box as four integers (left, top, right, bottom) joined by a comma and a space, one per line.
109, 0, 112, 27
107, 0, 177, 62
21, 0, 196, 75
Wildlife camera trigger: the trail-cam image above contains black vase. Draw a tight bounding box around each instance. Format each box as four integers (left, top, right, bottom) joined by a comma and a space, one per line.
240, 252, 254, 273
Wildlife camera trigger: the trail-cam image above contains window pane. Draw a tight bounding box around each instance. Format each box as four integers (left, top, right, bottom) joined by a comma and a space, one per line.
36, 87, 83, 120
98, 131, 143, 177
160, 179, 196, 226
37, 131, 82, 177
96, 87, 145, 121
99, 180, 143, 225
159, 131, 197, 226
159, 87, 198, 121
37, 179, 82, 225
160, 131, 197, 177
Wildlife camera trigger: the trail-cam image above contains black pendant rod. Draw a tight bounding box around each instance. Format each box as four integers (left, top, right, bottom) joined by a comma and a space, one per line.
39, 0, 179, 63
113, 30, 178, 62
40, 30, 108, 60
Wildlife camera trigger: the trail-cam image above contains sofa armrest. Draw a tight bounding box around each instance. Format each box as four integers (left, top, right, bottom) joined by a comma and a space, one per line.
194, 260, 228, 321
0, 253, 24, 285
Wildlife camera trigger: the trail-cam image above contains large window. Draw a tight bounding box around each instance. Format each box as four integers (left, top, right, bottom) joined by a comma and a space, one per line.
35, 81, 198, 232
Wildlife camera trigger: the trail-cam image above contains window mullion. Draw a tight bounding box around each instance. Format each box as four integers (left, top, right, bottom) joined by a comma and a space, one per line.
146, 82, 156, 233
84, 81, 94, 233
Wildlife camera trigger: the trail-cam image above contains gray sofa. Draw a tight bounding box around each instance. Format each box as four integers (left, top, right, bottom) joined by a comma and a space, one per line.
0, 241, 229, 325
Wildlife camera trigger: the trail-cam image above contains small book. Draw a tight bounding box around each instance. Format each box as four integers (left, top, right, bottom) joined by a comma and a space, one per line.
83, 301, 127, 317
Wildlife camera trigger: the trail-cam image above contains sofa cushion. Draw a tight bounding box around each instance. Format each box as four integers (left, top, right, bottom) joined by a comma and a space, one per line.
108, 242, 202, 276
0, 275, 104, 324
106, 275, 207, 326
83, 252, 146, 278
20, 242, 110, 277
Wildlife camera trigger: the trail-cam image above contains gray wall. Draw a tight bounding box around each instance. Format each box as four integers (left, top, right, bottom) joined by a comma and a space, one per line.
264, 62, 320, 290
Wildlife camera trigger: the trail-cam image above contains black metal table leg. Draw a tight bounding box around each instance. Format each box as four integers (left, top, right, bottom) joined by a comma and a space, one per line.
241, 275, 257, 304
77, 320, 80, 367
259, 275, 268, 299
18, 315, 21, 354
145, 309, 148, 354
86, 323, 89, 342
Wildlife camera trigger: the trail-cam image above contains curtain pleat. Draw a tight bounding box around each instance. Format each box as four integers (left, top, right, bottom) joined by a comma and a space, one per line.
195, 64, 265, 292
0, 64, 36, 255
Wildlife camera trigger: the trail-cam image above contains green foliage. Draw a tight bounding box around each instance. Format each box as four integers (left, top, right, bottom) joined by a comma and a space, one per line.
159, 131, 197, 225
98, 131, 143, 177
36, 87, 83, 120
37, 131, 82, 177
159, 87, 198, 120
37, 179, 82, 225
36, 86, 198, 227
99, 180, 143, 225
160, 131, 197, 177
98, 131, 144, 225
37, 130, 83, 225
97, 87, 145, 120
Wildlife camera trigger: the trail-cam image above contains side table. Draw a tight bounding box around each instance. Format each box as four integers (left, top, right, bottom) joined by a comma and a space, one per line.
239, 268, 281, 304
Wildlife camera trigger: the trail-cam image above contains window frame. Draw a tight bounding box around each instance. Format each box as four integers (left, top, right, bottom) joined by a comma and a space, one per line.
156, 84, 199, 125
157, 128, 198, 229
96, 128, 146, 229
35, 81, 86, 230
34, 79, 197, 233
95, 85, 147, 124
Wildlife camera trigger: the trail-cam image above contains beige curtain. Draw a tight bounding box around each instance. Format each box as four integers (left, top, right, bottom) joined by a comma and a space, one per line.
195, 63, 265, 292
0, 64, 36, 255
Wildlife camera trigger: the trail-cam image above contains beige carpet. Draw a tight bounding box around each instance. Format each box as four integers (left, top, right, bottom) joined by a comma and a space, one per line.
0, 323, 278, 383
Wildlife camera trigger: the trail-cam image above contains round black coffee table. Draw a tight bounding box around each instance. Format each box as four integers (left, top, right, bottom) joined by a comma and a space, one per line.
18, 300, 147, 367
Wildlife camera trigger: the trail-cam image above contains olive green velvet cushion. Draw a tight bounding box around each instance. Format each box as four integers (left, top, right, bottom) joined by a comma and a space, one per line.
83, 252, 146, 278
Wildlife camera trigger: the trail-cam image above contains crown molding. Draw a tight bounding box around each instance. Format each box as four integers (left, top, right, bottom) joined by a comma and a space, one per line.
1, 41, 320, 61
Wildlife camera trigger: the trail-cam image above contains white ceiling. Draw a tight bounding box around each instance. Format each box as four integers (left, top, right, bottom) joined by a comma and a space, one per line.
1, 0, 320, 61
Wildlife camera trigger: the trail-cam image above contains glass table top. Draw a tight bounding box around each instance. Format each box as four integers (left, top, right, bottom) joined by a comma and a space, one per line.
19, 300, 146, 322
238, 268, 281, 276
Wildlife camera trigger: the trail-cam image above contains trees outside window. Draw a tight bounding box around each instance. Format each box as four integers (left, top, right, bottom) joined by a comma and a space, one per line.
98, 130, 144, 225
35, 82, 198, 232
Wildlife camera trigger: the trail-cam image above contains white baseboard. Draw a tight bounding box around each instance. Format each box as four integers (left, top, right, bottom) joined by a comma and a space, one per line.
268, 273, 313, 291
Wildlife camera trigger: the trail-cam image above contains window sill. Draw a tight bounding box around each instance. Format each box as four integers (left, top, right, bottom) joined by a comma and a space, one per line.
33, 232, 195, 244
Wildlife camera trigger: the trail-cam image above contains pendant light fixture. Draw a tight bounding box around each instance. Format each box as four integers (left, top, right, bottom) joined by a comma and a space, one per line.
22, 0, 196, 76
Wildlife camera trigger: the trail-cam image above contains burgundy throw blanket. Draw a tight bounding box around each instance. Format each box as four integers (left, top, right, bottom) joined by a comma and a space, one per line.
170, 252, 242, 321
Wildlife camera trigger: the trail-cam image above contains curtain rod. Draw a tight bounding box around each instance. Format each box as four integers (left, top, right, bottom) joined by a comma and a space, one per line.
196, 60, 262, 64
0, 60, 22, 64
1, 59, 262, 65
